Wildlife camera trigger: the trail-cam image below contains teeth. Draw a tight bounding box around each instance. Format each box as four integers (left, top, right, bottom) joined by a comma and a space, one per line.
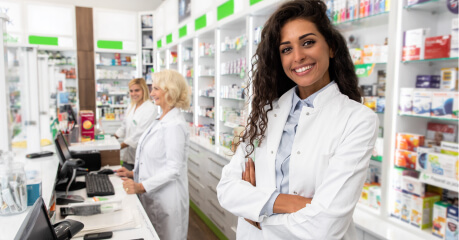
294, 65, 312, 73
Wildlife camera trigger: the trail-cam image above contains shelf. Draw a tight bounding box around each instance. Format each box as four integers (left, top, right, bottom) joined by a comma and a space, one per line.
143, 63, 154, 66
96, 78, 131, 82
97, 104, 128, 108
142, 47, 153, 49
221, 97, 245, 101
221, 73, 244, 78
404, 0, 448, 13
402, 57, 459, 64
170, 62, 178, 65
221, 46, 246, 53
199, 55, 214, 59
419, 172, 458, 192
198, 115, 214, 119
183, 59, 193, 63
199, 95, 215, 98
96, 64, 136, 68
334, 11, 390, 29
223, 121, 242, 128
198, 75, 215, 78
399, 113, 458, 122
98, 92, 127, 96
142, 27, 153, 31
55, 64, 76, 67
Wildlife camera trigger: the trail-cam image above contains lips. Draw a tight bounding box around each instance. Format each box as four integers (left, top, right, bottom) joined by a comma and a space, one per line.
293, 64, 314, 73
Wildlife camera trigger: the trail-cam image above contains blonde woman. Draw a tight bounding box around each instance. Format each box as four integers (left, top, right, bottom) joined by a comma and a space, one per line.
117, 70, 190, 240
114, 78, 157, 170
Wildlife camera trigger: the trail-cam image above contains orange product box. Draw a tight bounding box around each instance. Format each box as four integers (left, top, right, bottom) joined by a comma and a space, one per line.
80, 110, 95, 141
396, 132, 425, 152
395, 149, 417, 169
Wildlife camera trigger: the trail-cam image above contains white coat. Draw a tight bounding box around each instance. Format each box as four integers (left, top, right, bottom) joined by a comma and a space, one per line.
115, 101, 157, 165
134, 108, 189, 240
217, 83, 378, 240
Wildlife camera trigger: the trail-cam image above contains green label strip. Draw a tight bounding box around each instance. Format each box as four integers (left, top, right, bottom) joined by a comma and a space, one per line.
217, 0, 234, 21
355, 63, 375, 77
29, 35, 58, 46
166, 34, 172, 44
195, 14, 207, 31
157, 40, 162, 48
179, 25, 187, 38
250, 0, 264, 5
97, 40, 123, 50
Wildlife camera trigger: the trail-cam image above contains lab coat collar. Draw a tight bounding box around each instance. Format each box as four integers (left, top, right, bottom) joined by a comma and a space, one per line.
159, 107, 181, 123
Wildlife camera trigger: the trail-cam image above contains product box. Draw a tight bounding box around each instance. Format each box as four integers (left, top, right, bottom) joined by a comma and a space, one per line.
392, 190, 403, 219
377, 70, 386, 96
416, 146, 434, 172
80, 110, 95, 141
433, 201, 451, 238
401, 192, 413, 223
376, 97, 385, 113
399, 88, 414, 114
402, 28, 428, 61
446, 205, 458, 240
441, 141, 459, 156
441, 68, 458, 91
416, 75, 441, 88
396, 132, 425, 152
361, 85, 377, 96
426, 122, 458, 146
349, 48, 364, 64
412, 90, 432, 116
425, 35, 451, 59
411, 192, 441, 229
395, 149, 417, 169
402, 173, 425, 197
360, 182, 371, 205
431, 92, 454, 118
393, 167, 404, 190
363, 96, 377, 111
369, 185, 381, 210
428, 152, 458, 180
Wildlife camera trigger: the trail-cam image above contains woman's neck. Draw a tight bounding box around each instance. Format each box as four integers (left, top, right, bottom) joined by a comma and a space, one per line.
134, 99, 144, 110
160, 105, 173, 120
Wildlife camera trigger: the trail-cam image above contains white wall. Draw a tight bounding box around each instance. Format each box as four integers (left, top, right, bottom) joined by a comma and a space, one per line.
24, 0, 162, 11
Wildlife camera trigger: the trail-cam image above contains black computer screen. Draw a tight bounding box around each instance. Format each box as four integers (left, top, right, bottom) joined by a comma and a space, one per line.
54, 132, 72, 165
14, 197, 57, 240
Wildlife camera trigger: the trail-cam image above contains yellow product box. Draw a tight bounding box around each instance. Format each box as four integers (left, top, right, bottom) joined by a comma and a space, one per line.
432, 201, 451, 238
441, 141, 458, 156
428, 152, 459, 180
360, 183, 371, 206
410, 192, 441, 229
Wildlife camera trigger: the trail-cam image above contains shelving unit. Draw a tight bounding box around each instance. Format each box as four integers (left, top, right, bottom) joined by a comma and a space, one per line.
139, 12, 154, 84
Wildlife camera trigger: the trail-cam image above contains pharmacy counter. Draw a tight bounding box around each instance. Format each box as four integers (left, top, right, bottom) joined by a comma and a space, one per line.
69, 136, 121, 166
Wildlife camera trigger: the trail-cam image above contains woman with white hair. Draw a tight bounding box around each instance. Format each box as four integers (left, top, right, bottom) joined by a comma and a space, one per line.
116, 70, 190, 240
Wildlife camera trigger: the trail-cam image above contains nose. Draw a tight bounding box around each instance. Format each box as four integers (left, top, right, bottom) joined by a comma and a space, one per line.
292, 48, 305, 63
150, 90, 154, 97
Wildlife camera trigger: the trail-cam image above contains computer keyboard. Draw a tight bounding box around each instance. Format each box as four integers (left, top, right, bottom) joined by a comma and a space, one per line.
85, 174, 115, 197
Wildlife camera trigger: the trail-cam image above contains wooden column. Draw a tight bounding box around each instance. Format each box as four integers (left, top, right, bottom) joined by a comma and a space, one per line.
75, 7, 96, 115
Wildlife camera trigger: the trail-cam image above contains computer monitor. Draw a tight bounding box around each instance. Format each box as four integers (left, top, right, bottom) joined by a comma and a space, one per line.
54, 132, 86, 192
54, 132, 72, 166
14, 197, 57, 240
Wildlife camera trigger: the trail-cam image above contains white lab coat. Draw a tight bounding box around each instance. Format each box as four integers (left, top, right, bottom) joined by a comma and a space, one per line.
134, 108, 189, 240
115, 101, 157, 165
217, 83, 378, 240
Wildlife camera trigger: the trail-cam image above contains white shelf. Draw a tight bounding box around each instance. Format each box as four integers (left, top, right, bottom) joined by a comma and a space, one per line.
419, 172, 458, 192
97, 104, 128, 108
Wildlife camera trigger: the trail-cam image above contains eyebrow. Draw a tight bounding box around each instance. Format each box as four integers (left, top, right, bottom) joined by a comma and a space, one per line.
279, 33, 317, 45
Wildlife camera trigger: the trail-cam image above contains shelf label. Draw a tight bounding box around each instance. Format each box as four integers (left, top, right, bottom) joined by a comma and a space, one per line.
195, 14, 207, 31
29, 35, 58, 46
250, 0, 264, 5
97, 40, 123, 50
157, 40, 162, 48
217, 0, 234, 21
179, 25, 187, 38
419, 172, 459, 192
355, 63, 375, 77
166, 34, 172, 44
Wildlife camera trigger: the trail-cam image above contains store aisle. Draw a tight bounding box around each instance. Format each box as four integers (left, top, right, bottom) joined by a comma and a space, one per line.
188, 208, 219, 240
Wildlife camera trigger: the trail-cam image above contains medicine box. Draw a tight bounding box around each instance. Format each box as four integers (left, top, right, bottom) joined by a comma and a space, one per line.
403, 28, 428, 61
424, 35, 451, 59
369, 185, 381, 210
426, 122, 458, 145
396, 132, 425, 152
376, 97, 385, 113
431, 92, 454, 118
428, 152, 458, 180
391, 190, 403, 219
441, 141, 458, 156
416, 75, 441, 88
441, 68, 458, 91
412, 90, 432, 116
446, 205, 458, 240
399, 88, 413, 114
401, 192, 412, 223
416, 146, 434, 172
393, 167, 404, 190
395, 149, 417, 169
411, 192, 441, 229
433, 201, 451, 238
80, 110, 95, 140
363, 96, 377, 111
360, 182, 371, 205
402, 175, 425, 197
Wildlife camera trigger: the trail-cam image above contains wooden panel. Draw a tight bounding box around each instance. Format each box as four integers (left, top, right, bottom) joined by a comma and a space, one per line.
75, 7, 94, 51
76, 51, 94, 79
100, 150, 120, 166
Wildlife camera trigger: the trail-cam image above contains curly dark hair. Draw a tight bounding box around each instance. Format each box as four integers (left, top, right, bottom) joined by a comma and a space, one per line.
239, 0, 361, 157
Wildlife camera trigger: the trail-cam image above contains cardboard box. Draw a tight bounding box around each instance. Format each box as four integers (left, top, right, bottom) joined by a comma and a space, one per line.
399, 88, 414, 114
425, 35, 451, 59
411, 192, 441, 229
412, 90, 432, 116
395, 149, 417, 169
446, 205, 459, 240
416, 75, 440, 88
403, 28, 428, 61
433, 201, 451, 238
426, 122, 458, 146
431, 92, 454, 118
416, 146, 434, 172
80, 110, 95, 141
441, 68, 458, 91
392, 190, 403, 219
428, 152, 458, 180
396, 132, 425, 152
402, 174, 425, 197
441, 141, 459, 156
401, 192, 412, 223
369, 185, 381, 209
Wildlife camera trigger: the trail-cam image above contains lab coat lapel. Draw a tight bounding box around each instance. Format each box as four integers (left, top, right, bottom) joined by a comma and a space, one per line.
266, 88, 294, 173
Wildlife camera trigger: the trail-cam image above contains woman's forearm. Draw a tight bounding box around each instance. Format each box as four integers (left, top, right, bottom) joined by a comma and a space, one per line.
273, 194, 312, 214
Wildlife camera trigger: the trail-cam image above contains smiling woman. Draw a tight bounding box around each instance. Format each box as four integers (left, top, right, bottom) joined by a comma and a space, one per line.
216, 0, 379, 239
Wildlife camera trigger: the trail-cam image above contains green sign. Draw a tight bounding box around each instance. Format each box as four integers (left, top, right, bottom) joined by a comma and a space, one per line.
355, 64, 375, 77
179, 25, 187, 38
217, 0, 234, 21
250, 0, 264, 5
97, 40, 123, 50
29, 35, 58, 46
166, 34, 172, 44
195, 14, 207, 31
157, 40, 162, 48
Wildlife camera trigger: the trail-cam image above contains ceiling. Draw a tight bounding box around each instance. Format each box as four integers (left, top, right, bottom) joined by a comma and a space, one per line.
26, 0, 164, 12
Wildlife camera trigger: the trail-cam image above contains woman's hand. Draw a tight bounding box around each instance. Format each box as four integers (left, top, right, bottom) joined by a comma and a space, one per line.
241, 158, 261, 229
120, 142, 128, 149
115, 167, 133, 178
273, 194, 312, 214
122, 178, 145, 194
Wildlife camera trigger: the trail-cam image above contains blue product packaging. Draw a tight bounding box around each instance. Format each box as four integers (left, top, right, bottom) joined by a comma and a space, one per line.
376, 97, 385, 113
26, 180, 42, 206
446, 205, 458, 240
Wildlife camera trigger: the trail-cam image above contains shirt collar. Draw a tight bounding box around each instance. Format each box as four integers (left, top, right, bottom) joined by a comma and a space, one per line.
291, 80, 335, 113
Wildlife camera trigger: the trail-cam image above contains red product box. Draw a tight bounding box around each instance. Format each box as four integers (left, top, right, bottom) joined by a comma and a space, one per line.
395, 149, 417, 169
424, 35, 451, 59
396, 133, 425, 152
402, 46, 421, 61
80, 110, 95, 141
